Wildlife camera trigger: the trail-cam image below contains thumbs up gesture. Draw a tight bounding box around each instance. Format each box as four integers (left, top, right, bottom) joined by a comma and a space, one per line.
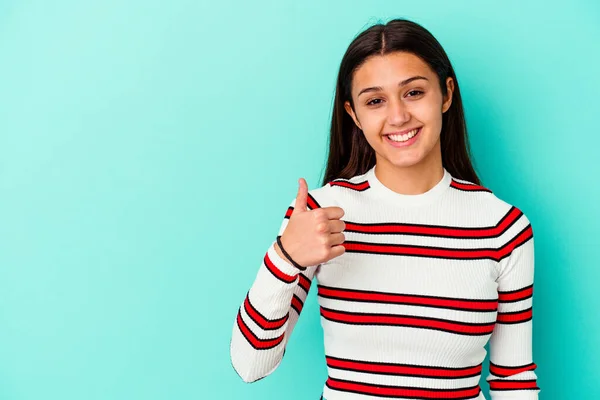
276, 178, 346, 268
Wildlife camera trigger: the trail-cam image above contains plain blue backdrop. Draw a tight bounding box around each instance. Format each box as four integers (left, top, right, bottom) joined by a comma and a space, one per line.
0, 1, 599, 399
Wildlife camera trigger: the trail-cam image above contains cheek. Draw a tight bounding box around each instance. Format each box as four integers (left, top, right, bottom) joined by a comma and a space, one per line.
414, 103, 444, 133
357, 110, 386, 134
413, 99, 441, 121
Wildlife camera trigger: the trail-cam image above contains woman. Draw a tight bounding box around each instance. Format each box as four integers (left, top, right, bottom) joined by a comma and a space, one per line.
230, 18, 540, 400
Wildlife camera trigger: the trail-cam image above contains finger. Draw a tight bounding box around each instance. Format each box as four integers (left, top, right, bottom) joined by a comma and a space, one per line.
328, 219, 346, 233
329, 244, 346, 259
293, 178, 308, 214
328, 232, 345, 246
322, 206, 345, 220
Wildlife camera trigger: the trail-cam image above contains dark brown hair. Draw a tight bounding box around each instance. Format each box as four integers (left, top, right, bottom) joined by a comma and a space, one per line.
321, 18, 481, 186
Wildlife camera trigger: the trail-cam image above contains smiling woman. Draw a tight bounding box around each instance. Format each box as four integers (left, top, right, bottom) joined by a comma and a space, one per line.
230, 18, 540, 400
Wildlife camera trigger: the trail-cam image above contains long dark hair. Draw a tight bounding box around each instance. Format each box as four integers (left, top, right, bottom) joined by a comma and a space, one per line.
321, 18, 481, 186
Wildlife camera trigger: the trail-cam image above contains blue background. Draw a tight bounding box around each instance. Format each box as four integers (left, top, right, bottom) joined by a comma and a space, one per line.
0, 1, 598, 399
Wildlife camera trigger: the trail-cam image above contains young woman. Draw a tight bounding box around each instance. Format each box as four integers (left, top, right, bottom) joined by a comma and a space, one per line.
230, 18, 540, 400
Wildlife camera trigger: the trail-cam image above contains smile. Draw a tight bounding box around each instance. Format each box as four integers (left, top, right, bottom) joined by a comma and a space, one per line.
383, 127, 421, 147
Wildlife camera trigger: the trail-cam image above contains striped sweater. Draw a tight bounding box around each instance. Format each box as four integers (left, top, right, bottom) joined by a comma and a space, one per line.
230, 165, 540, 400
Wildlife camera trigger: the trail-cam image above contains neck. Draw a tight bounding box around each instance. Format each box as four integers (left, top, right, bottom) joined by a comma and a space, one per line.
374, 145, 444, 195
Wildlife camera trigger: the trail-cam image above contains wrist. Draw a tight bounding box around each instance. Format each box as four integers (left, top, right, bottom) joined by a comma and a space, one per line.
274, 241, 291, 263
276, 235, 306, 271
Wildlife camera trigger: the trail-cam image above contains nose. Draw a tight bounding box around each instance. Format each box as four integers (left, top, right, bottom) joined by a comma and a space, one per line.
387, 98, 410, 126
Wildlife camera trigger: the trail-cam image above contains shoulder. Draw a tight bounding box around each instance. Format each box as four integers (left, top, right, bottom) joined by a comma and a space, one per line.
327, 173, 371, 193
447, 175, 533, 231
448, 176, 494, 195
305, 170, 373, 208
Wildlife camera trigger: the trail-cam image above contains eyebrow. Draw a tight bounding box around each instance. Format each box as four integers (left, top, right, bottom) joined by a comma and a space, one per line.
357, 76, 429, 98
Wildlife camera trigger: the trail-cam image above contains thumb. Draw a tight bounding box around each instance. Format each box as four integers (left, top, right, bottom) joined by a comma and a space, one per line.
293, 178, 308, 214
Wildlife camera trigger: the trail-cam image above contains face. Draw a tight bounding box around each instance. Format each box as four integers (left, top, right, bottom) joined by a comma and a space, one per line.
344, 51, 454, 171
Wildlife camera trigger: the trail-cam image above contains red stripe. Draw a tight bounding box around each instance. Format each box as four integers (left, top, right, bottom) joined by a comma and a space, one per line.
298, 274, 311, 292
291, 295, 304, 314
496, 308, 532, 323
498, 285, 533, 302
320, 307, 495, 335
329, 180, 370, 191
326, 356, 482, 378
264, 253, 297, 284
318, 286, 497, 312
489, 380, 538, 390
344, 207, 522, 238
496, 225, 533, 259
326, 377, 480, 399
236, 311, 284, 350
342, 225, 532, 261
489, 362, 537, 377
450, 180, 492, 193
307, 193, 320, 210
243, 295, 288, 330
284, 207, 293, 218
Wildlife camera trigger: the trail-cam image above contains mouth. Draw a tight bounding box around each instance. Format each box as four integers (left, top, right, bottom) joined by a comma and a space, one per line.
383, 127, 422, 148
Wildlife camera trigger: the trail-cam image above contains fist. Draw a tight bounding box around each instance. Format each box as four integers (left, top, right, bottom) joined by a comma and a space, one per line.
277, 178, 346, 267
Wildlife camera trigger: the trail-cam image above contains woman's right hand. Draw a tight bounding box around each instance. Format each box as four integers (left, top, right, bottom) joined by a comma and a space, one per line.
276, 178, 346, 268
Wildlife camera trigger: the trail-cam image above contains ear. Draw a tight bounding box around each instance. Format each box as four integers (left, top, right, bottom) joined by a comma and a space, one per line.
442, 77, 454, 113
344, 100, 362, 130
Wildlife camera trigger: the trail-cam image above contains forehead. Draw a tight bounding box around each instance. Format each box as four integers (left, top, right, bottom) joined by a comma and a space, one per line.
351, 52, 436, 93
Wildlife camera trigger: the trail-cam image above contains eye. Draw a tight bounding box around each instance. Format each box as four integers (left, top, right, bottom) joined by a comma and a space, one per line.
366, 98, 384, 106
406, 90, 424, 97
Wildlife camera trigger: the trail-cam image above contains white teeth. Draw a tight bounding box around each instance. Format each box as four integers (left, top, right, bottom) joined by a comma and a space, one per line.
387, 128, 419, 142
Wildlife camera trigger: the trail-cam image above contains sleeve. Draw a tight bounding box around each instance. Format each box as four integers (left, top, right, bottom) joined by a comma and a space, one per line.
486, 211, 540, 399
230, 197, 320, 383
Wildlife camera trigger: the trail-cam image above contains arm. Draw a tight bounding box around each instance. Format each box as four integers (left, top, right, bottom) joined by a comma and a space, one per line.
486, 212, 540, 399
230, 198, 319, 383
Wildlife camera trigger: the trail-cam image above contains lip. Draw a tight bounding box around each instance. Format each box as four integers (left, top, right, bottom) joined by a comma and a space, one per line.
383, 127, 421, 148
383, 127, 422, 136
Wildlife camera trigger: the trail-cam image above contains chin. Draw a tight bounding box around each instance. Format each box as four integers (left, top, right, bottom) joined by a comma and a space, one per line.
380, 154, 425, 169
391, 159, 425, 169
387, 147, 427, 166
